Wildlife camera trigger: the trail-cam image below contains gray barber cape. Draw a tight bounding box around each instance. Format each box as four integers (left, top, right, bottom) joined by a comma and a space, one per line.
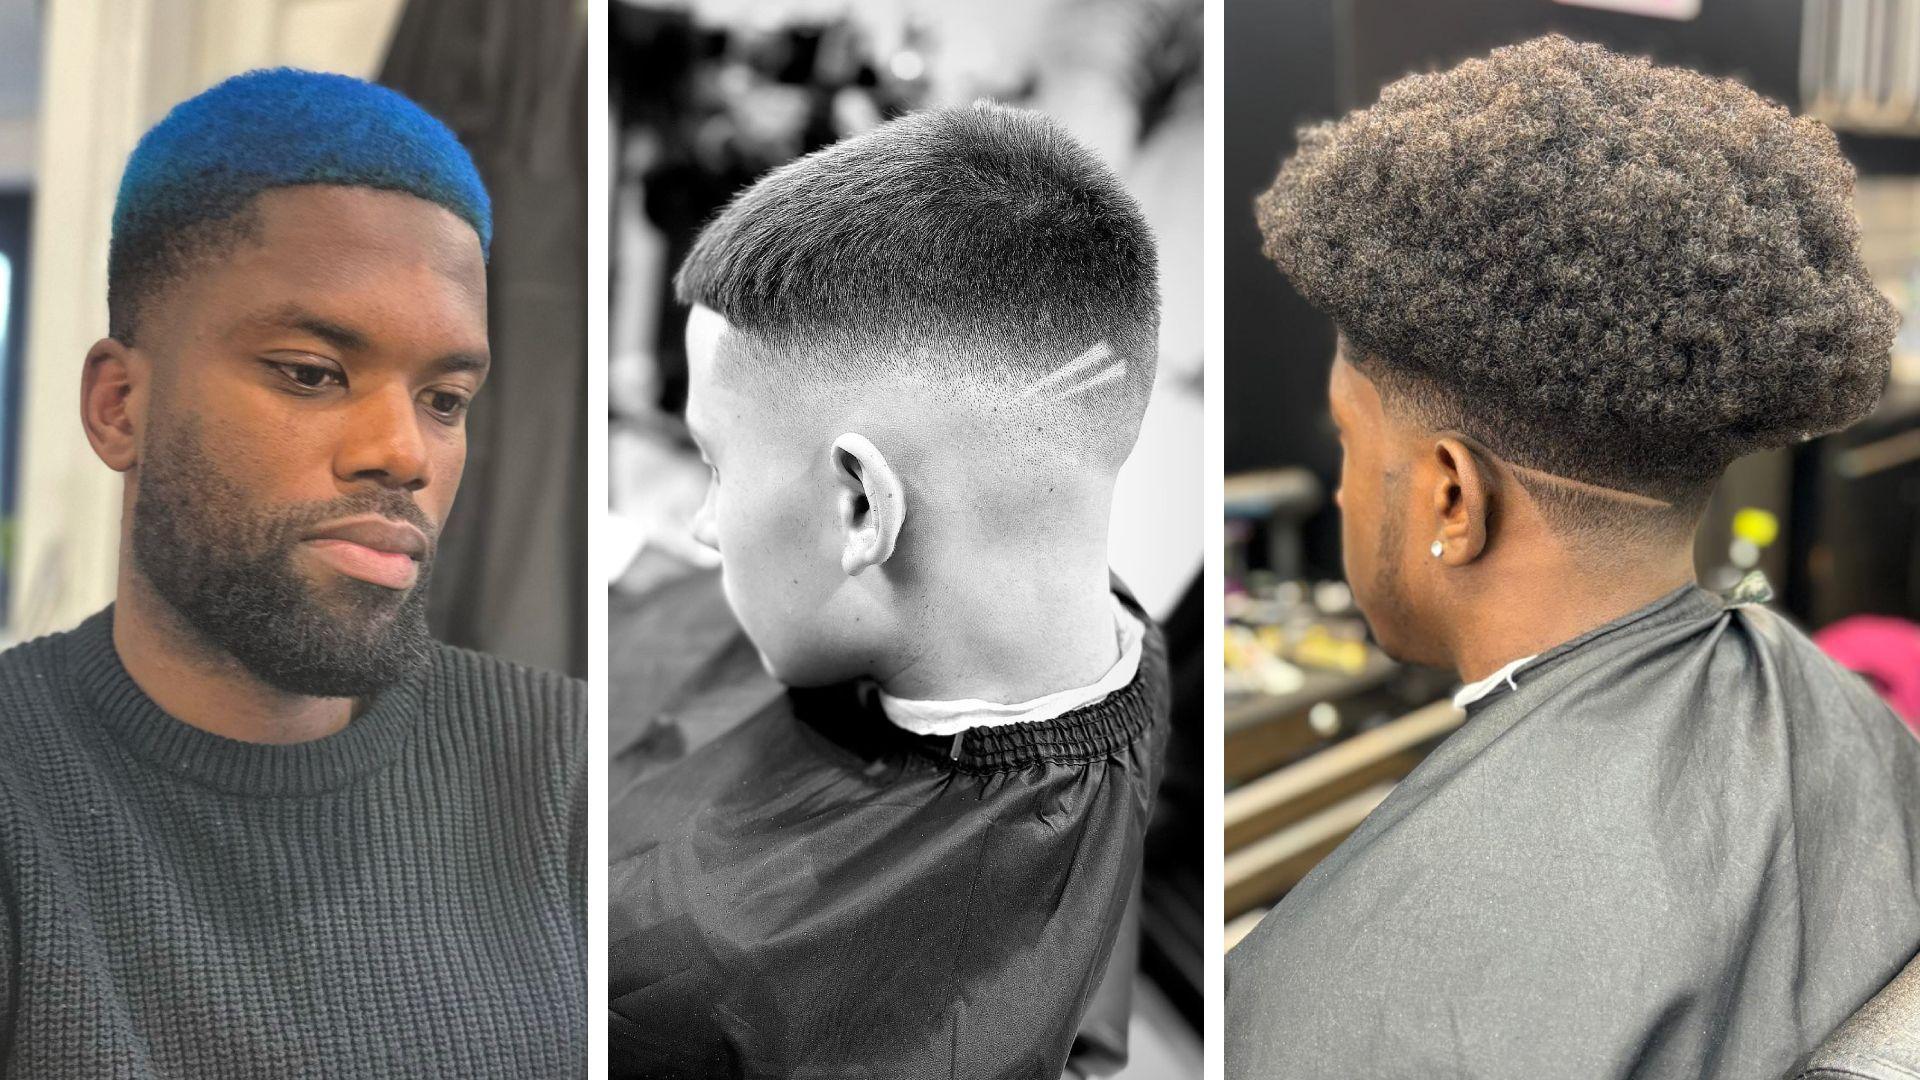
1226, 583, 1920, 1079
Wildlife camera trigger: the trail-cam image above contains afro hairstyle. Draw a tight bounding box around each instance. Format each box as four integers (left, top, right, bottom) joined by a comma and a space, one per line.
1258, 35, 1896, 506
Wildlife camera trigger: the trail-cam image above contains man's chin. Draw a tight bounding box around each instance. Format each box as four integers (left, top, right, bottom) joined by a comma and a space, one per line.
753, 647, 780, 681
757, 648, 815, 687
213, 575, 434, 698
1351, 594, 1425, 668
1360, 614, 1448, 671
752, 645, 857, 690
1368, 633, 1415, 667
240, 615, 433, 698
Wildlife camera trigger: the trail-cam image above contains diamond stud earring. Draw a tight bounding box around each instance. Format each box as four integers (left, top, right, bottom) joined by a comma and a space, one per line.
1430, 540, 1444, 558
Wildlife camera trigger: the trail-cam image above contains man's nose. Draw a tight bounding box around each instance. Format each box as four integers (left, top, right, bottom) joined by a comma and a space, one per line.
334, 386, 431, 491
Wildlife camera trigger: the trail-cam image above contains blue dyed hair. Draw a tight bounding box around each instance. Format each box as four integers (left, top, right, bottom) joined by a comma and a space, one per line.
108, 67, 491, 343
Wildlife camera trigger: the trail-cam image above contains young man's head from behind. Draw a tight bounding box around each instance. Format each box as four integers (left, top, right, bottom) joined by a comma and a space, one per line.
1258, 36, 1895, 665
676, 103, 1160, 687
86, 69, 493, 696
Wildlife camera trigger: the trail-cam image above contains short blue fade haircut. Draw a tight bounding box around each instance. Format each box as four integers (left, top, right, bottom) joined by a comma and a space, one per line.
108, 67, 491, 344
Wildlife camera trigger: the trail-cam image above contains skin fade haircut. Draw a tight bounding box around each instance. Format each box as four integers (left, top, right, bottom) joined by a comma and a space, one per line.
109, 67, 492, 346
674, 101, 1161, 471
1258, 35, 1897, 529
107, 68, 491, 697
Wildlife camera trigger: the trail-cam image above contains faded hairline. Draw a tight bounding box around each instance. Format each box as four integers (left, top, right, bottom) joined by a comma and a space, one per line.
700, 312, 1152, 475
1342, 339, 1711, 546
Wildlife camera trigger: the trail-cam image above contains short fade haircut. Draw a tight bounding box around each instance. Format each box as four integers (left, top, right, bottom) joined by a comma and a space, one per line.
675, 102, 1161, 470
110, 67, 491, 345
1259, 35, 1896, 516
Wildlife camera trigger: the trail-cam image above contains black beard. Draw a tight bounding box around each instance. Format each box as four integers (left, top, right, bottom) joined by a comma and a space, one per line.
131, 416, 438, 698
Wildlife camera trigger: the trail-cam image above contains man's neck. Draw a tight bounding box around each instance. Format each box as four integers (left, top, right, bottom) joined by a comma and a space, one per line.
1445, 540, 1697, 685
113, 569, 355, 744
874, 555, 1122, 705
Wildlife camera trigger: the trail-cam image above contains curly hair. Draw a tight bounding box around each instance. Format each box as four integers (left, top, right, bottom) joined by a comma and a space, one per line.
1258, 35, 1896, 503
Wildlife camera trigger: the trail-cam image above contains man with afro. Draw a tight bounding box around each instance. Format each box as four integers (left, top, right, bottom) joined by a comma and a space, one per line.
1226, 36, 1920, 1078
0, 70, 583, 1075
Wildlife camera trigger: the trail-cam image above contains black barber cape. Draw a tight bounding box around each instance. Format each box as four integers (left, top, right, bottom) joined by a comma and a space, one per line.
1227, 584, 1920, 1079
609, 593, 1168, 1078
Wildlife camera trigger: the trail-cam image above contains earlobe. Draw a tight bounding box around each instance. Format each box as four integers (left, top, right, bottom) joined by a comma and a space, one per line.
1431, 437, 1490, 565
831, 432, 906, 576
80, 338, 144, 473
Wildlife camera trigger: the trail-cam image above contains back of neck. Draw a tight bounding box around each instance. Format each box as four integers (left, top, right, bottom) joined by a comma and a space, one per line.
1446, 539, 1696, 685
876, 552, 1121, 704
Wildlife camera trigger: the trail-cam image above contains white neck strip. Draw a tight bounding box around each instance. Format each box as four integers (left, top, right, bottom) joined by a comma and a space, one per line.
1452, 653, 1538, 709
880, 597, 1145, 738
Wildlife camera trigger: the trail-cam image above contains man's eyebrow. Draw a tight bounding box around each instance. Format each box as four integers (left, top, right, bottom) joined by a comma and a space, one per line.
243, 305, 372, 352
428, 352, 491, 378
239, 306, 488, 375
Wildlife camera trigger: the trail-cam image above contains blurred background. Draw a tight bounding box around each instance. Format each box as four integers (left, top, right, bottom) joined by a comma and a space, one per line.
1224, 0, 1920, 952
606, 0, 1201, 1076
0, 0, 586, 677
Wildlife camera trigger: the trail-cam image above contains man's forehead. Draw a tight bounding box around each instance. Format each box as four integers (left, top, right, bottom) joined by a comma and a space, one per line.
1327, 345, 1359, 410
685, 304, 731, 371
223, 302, 370, 348
229, 188, 487, 317
257, 185, 478, 254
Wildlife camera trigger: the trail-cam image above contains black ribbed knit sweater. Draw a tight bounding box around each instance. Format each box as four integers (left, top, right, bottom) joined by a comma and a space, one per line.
0, 608, 586, 1078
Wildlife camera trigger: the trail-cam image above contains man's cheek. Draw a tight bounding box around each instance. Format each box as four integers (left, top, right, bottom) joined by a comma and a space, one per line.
432, 447, 467, 523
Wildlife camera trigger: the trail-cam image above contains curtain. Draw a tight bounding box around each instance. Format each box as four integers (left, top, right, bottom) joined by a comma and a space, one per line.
380, 0, 588, 677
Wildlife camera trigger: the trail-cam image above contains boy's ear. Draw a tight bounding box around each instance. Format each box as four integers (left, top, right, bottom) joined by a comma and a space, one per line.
1430, 436, 1490, 565
830, 432, 905, 576
81, 337, 147, 473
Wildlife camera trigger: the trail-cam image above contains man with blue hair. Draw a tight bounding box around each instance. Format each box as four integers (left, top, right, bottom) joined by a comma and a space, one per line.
0, 69, 583, 1075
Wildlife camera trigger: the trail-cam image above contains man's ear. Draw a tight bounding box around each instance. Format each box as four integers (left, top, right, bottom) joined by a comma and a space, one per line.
1430, 436, 1490, 565
81, 338, 146, 473
831, 432, 905, 576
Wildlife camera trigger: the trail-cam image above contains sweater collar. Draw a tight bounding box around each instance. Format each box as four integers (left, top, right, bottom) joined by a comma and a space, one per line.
62, 606, 428, 797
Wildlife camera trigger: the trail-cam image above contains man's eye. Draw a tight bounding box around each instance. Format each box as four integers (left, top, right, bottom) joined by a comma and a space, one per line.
424, 390, 471, 420
270, 361, 343, 390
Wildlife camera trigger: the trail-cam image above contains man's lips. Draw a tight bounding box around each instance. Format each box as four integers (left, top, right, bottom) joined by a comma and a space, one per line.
301, 516, 430, 590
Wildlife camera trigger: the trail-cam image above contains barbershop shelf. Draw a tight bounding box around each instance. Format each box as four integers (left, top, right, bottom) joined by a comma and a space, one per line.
1223, 909, 1265, 954
1225, 652, 1431, 785
1223, 699, 1463, 922
1225, 699, 1462, 851
1225, 782, 1393, 919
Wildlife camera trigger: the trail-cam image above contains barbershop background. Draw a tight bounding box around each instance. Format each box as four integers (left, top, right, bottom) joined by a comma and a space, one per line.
606, 0, 1203, 1075
1224, 0, 1920, 949
0, 0, 587, 677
